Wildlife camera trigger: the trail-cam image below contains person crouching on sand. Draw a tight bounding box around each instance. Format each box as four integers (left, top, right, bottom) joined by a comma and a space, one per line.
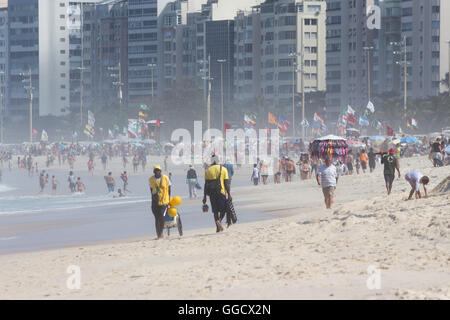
316, 156, 339, 209
405, 170, 429, 200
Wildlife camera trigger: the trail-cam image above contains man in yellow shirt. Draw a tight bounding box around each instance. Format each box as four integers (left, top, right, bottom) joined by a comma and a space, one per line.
149, 165, 171, 239
203, 154, 232, 232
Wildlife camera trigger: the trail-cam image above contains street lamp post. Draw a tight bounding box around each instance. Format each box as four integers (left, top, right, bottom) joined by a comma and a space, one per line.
21, 68, 33, 143
217, 59, 226, 130
201, 55, 213, 131
0, 70, 4, 144
147, 63, 156, 103
289, 52, 302, 137
109, 62, 124, 123
77, 67, 86, 128
363, 46, 374, 102
392, 37, 409, 126
446, 40, 450, 91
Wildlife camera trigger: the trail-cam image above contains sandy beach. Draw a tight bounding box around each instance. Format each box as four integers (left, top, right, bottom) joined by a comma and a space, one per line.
0, 155, 449, 299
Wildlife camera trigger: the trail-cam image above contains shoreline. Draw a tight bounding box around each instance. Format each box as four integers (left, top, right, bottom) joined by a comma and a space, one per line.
0, 155, 449, 299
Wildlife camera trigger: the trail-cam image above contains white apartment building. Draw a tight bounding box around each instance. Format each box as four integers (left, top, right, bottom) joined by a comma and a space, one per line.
259, 0, 326, 109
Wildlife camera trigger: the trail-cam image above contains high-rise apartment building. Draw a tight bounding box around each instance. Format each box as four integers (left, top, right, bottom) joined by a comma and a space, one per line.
0, 7, 7, 118
127, 0, 158, 109
234, 8, 261, 103
259, 0, 326, 111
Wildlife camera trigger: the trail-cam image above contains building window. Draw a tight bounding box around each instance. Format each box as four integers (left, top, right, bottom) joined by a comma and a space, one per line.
60, 50, 66, 54
61, 96, 66, 101
60, 3, 65, 7
61, 73, 66, 78
60, 61, 65, 66
60, 15, 65, 19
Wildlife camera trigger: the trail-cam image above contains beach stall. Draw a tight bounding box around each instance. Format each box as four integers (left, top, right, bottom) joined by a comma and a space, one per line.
309, 135, 348, 160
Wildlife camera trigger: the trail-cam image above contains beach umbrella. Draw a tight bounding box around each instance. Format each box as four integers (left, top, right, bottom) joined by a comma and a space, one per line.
164, 142, 175, 148
370, 136, 385, 142
400, 136, 419, 144
315, 135, 346, 141
445, 145, 450, 154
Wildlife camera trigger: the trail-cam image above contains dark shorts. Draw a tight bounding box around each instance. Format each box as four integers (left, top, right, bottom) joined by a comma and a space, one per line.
369, 160, 376, 169
347, 162, 353, 171
287, 170, 294, 175
210, 193, 227, 215
384, 174, 394, 183
361, 161, 367, 170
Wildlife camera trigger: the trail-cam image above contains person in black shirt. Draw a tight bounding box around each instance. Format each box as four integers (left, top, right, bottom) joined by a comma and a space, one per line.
430, 138, 443, 167
186, 165, 198, 199
368, 148, 376, 173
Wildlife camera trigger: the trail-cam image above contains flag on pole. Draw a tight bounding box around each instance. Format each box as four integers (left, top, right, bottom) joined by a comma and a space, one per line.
88, 110, 95, 127
32, 129, 38, 136
346, 105, 355, 115
366, 101, 375, 113
386, 125, 394, 136
268, 112, 278, 126
40, 130, 48, 142
108, 129, 114, 139
411, 118, 418, 128
156, 118, 161, 128
244, 114, 256, 126
359, 115, 370, 127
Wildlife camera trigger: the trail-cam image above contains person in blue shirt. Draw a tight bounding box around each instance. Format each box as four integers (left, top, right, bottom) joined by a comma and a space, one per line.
223, 160, 234, 181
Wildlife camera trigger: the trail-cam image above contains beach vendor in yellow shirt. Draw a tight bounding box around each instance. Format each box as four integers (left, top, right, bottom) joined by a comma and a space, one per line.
203, 154, 232, 233
149, 165, 171, 239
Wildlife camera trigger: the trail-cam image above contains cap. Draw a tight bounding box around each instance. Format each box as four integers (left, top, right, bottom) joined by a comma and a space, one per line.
153, 165, 162, 171
389, 148, 395, 154
211, 154, 219, 164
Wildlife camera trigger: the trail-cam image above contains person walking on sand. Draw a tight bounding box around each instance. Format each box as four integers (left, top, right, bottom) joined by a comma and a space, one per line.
360, 150, 368, 173
149, 165, 171, 239
104, 172, 115, 193
186, 165, 198, 199
203, 154, 232, 233
101, 153, 108, 170
251, 163, 259, 186
368, 148, 376, 173
316, 156, 339, 209
381, 148, 401, 195
405, 170, 429, 200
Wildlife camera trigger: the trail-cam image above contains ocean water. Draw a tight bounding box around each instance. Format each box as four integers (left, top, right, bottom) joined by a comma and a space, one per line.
0, 192, 150, 216
0, 184, 16, 194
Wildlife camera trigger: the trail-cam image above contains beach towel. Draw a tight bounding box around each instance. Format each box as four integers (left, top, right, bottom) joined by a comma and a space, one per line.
225, 199, 237, 225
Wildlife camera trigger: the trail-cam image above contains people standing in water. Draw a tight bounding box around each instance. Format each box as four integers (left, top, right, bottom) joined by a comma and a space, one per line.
76, 177, 86, 193
39, 170, 47, 193
104, 172, 116, 193
68, 171, 76, 193
316, 156, 339, 209
149, 165, 171, 239
203, 154, 232, 233
51, 175, 58, 195
120, 171, 130, 193
381, 148, 401, 195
